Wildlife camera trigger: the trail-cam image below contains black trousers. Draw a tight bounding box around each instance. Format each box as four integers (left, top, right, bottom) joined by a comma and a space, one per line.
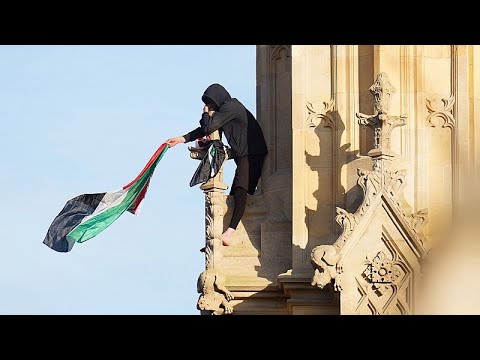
230, 154, 266, 196
228, 154, 266, 229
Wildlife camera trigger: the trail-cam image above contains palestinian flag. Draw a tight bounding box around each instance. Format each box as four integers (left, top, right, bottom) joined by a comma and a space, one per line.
43, 143, 169, 252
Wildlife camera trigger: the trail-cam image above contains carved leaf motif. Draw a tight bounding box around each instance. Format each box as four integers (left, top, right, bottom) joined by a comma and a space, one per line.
335, 207, 356, 235
385, 169, 406, 195
426, 95, 455, 113
411, 208, 430, 251
334, 207, 356, 251
426, 95, 456, 128
356, 112, 376, 126
306, 99, 335, 128
386, 115, 407, 127
357, 168, 381, 208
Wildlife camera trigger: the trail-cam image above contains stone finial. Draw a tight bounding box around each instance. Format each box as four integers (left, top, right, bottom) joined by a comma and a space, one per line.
370, 72, 396, 115
356, 72, 407, 156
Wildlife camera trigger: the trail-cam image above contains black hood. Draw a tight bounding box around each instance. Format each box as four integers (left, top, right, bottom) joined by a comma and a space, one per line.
202, 83, 231, 109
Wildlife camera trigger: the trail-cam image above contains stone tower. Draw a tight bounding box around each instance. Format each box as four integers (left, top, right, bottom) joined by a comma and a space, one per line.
194, 45, 480, 315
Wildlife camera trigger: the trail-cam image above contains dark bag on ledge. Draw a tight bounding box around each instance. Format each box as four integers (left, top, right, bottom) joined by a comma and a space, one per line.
189, 140, 228, 187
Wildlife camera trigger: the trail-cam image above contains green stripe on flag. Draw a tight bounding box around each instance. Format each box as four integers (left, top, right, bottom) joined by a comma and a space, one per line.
66, 145, 168, 244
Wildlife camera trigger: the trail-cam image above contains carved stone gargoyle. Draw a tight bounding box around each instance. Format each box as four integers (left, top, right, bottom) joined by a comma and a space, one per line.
197, 268, 234, 315
311, 245, 342, 291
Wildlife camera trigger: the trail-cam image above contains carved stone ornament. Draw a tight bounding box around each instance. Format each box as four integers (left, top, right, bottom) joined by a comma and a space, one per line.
306, 99, 335, 128
362, 251, 402, 296
426, 95, 456, 128
311, 245, 342, 291
356, 72, 407, 152
410, 208, 430, 250
310, 72, 429, 295
370, 72, 395, 114
204, 192, 215, 269
197, 268, 234, 315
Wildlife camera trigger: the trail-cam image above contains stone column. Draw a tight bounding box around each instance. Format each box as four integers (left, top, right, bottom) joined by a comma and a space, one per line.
192, 130, 234, 315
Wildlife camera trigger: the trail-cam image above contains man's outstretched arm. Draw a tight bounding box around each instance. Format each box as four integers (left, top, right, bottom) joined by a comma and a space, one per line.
165, 104, 235, 147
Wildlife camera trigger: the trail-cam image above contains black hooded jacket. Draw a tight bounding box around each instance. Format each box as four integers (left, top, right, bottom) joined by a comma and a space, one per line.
183, 83, 268, 159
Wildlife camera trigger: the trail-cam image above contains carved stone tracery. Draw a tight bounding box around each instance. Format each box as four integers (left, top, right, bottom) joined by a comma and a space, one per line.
362, 251, 403, 296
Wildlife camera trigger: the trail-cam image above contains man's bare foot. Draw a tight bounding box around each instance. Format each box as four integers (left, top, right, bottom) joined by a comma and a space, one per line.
221, 227, 236, 246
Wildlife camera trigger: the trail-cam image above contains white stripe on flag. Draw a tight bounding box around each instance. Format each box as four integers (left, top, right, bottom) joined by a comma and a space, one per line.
77, 189, 128, 226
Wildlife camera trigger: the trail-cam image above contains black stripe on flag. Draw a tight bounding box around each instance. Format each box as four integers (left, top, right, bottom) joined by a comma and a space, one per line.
43, 193, 106, 252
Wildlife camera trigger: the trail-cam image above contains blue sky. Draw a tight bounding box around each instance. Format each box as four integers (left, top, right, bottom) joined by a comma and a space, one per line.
0, 45, 256, 314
